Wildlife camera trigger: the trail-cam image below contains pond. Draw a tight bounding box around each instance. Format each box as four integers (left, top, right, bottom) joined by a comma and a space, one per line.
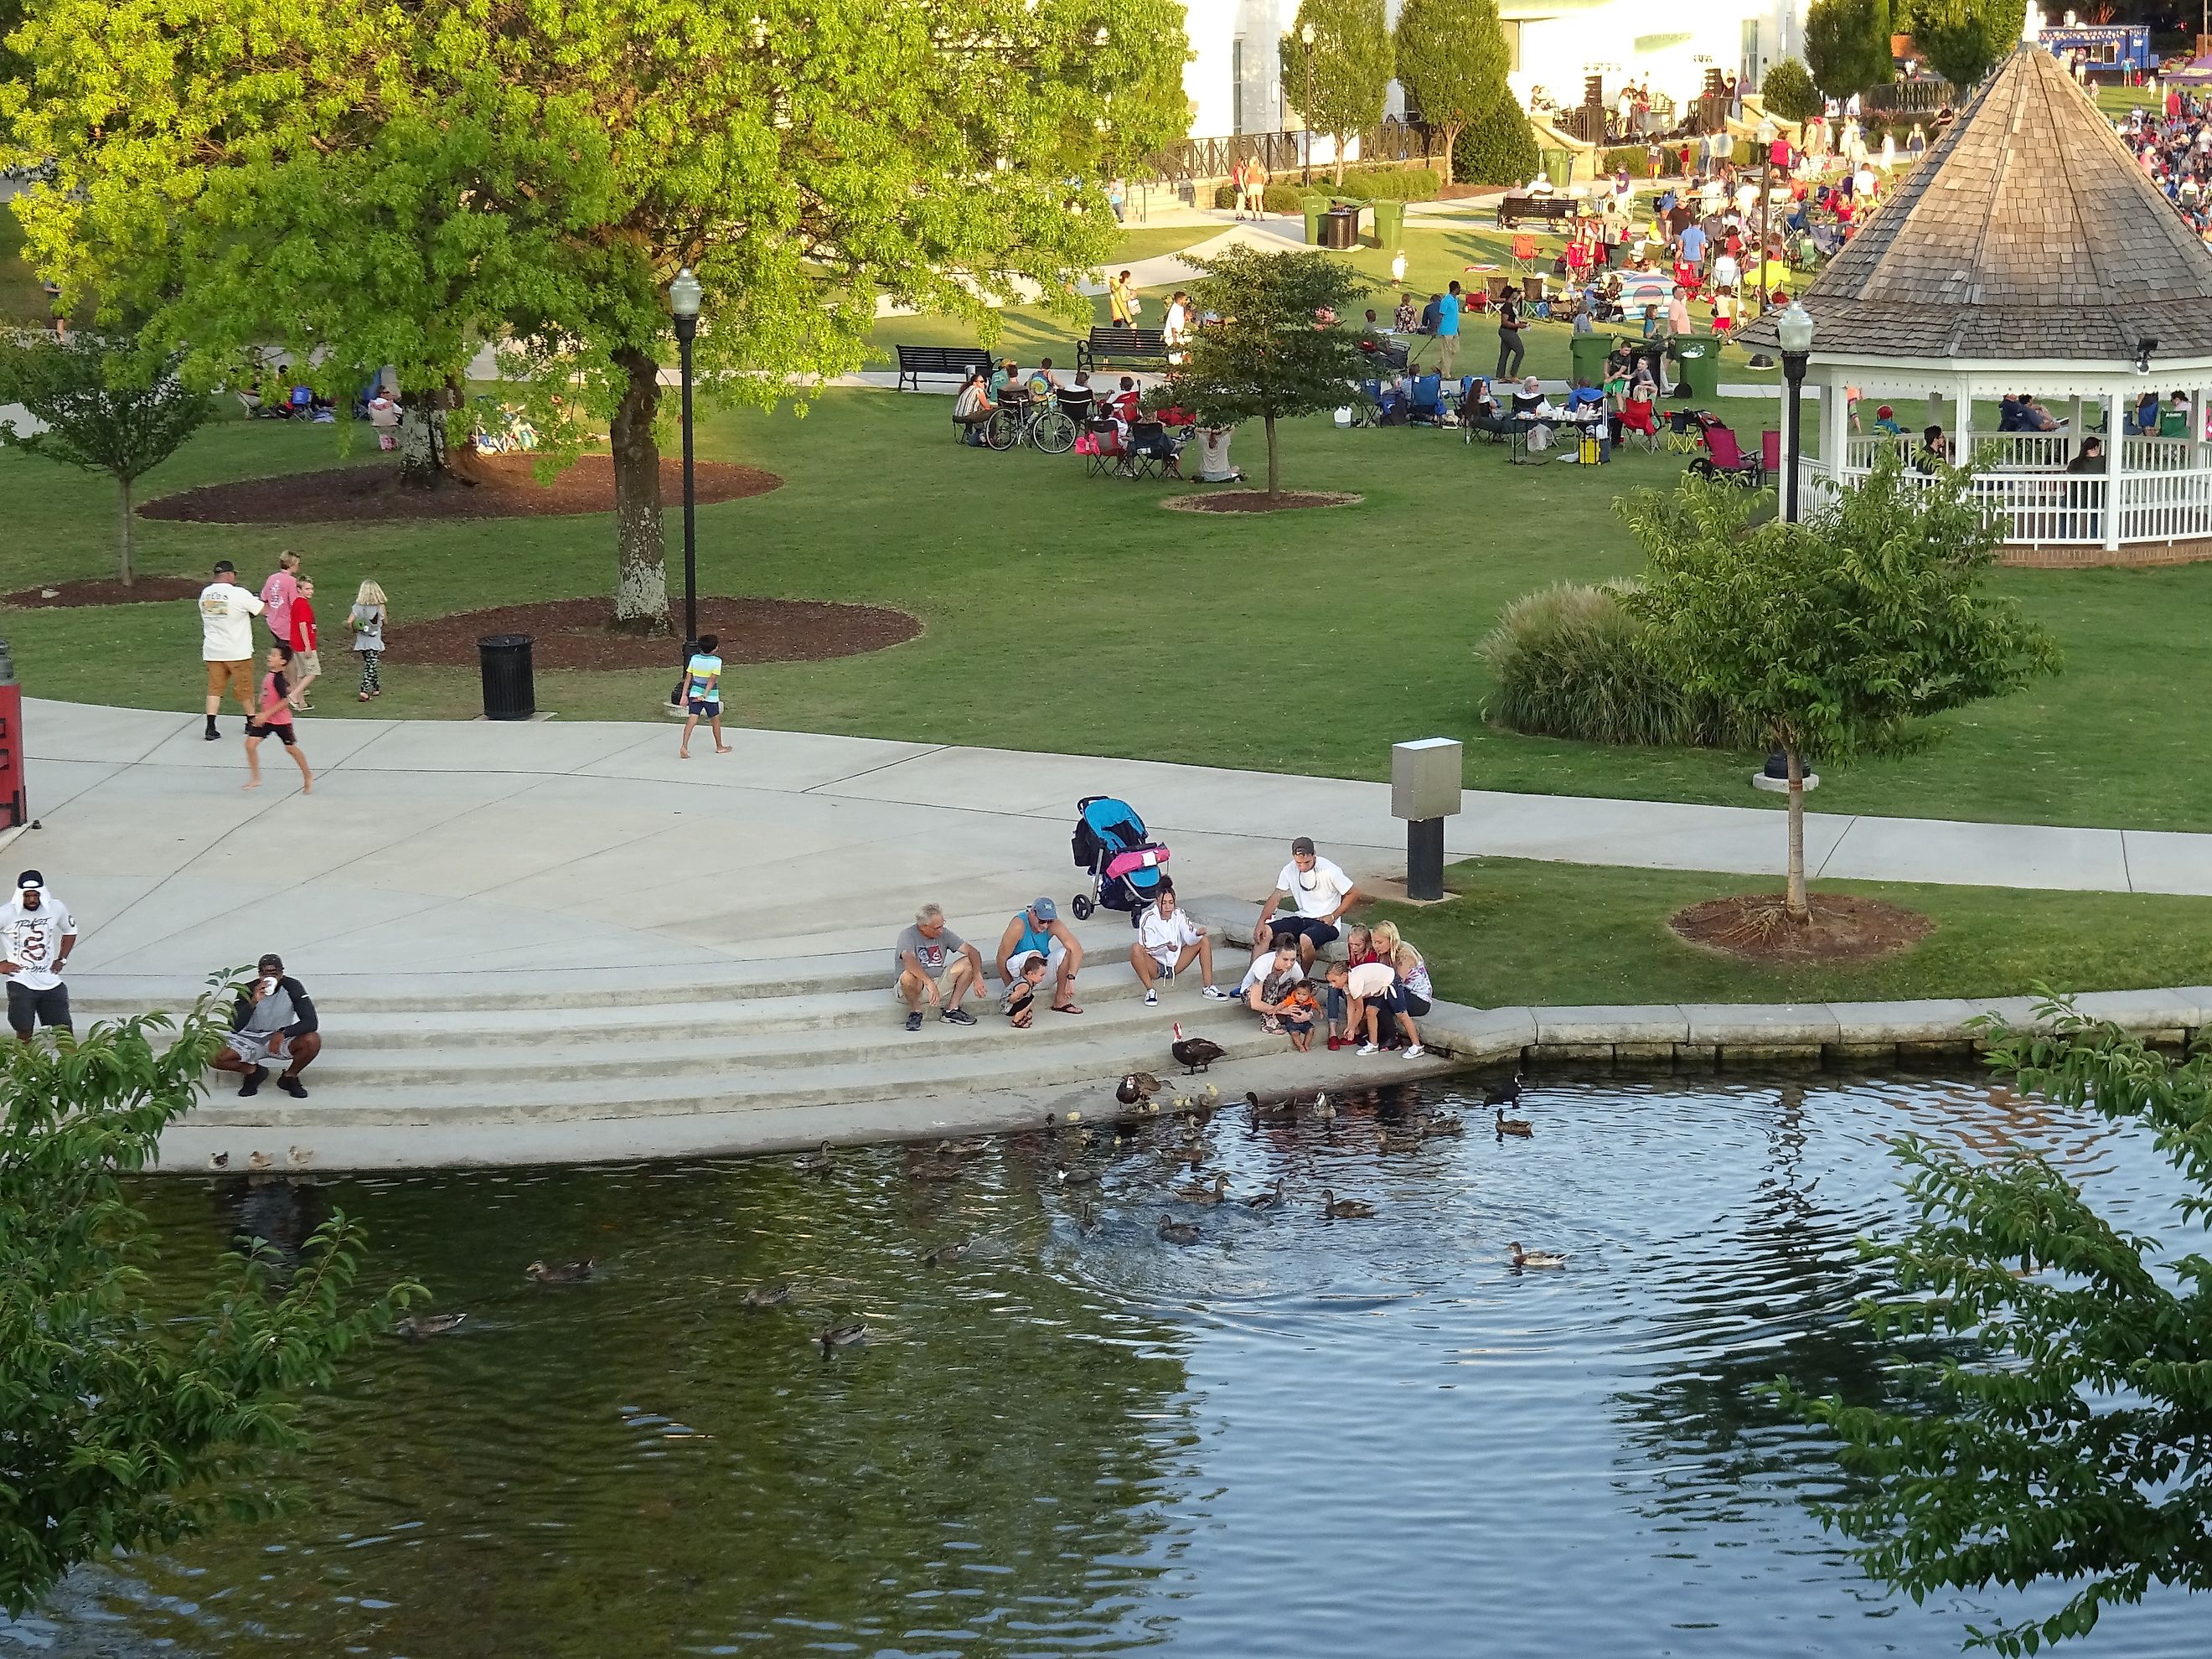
5, 1072, 2201, 1657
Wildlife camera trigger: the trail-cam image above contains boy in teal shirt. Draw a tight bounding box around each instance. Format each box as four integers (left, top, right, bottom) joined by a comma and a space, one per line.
678, 633, 730, 759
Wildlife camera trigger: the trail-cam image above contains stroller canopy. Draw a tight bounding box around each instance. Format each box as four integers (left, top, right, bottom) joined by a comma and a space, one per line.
1078, 796, 1147, 851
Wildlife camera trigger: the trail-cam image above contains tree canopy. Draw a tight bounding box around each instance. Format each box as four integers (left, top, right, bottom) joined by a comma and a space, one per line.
1165, 246, 1372, 499
1785, 1000, 2212, 1656
1391, 0, 1509, 185
1759, 58, 1826, 126
3, 0, 1190, 628
1913, 0, 2029, 88
1281, 0, 1394, 187
1806, 0, 1898, 100
0, 1000, 419, 1615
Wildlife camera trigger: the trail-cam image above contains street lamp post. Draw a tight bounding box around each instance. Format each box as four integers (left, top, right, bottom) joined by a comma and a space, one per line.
1300, 23, 1315, 187
1776, 300, 1815, 524
667, 267, 703, 704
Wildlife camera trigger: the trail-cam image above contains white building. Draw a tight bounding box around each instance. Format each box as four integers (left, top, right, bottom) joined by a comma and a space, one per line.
1176, 0, 1814, 140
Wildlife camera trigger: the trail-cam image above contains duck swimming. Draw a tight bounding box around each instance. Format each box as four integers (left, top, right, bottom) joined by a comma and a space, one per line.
1157, 1216, 1202, 1245
525, 1258, 596, 1285
1320, 1190, 1375, 1219
395, 1312, 468, 1339
1508, 1242, 1568, 1269
1495, 1106, 1534, 1137
1243, 1176, 1286, 1210
816, 1321, 871, 1354
741, 1282, 792, 1308
1174, 1171, 1230, 1206
923, 1238, 973, 1268
794, 1140, 834, 1176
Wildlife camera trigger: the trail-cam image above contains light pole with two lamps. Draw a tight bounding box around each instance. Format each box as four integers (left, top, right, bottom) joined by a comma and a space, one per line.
1775, 299, 1814, 525
1300, 23, 1315, 187
666, 266, 703, 709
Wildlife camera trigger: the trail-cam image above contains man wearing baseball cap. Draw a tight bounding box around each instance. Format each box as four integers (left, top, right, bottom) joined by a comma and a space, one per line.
209, 953, 321, 1097
993, 896, 1087, 1016
0, 870, 76, 1041
198, 558, 266, 740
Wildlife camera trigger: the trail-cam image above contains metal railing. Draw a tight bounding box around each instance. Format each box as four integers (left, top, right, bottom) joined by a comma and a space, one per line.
1863, 79, 1961, 114
1134, 124, 1441, 183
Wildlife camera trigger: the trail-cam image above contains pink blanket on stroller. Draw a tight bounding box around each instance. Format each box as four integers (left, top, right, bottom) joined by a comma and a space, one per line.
1103, 846, 1169, 880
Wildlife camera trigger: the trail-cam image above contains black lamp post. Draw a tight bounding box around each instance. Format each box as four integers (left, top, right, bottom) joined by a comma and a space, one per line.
1300, 23, 1315, 187
1776, 300, 1814, 523
668, 266, 702, 701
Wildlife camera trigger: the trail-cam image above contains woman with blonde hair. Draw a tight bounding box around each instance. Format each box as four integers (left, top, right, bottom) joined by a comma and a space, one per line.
349, 580, 388, 701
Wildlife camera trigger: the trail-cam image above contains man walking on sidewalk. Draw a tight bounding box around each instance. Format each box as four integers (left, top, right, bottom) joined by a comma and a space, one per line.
0, 870, 75, 1041
198, 560, 265, 739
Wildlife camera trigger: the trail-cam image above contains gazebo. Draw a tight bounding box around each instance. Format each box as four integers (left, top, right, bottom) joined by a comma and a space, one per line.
1738, 39, 2212, 566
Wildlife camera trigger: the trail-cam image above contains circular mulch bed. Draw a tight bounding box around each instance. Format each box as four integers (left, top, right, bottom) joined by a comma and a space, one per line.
1162, 489, 1362, 514
385, 597, 920, 671
1670, 893, 1935, 965
2, 576, 208, 608
137, 454, 783, 525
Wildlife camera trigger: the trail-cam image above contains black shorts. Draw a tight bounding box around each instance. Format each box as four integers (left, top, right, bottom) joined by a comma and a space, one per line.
687, 699, 721, 717
8, 979, 70, 1035
1265, 916, 1340, 949
245, 721, 297, 746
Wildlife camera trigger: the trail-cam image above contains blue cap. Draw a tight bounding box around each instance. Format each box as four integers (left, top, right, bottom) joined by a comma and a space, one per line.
1031, 897, 1058, 921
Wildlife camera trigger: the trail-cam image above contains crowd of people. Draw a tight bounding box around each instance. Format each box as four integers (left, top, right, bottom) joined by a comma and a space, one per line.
2119, 92, 2212, 245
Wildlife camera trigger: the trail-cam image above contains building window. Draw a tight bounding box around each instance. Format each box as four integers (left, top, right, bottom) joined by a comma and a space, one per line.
1233, 36, 1244, 136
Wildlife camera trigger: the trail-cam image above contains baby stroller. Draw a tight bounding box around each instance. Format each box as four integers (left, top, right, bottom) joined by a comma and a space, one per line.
1687, 413, 1765, 488
1069, 796, 1171, 924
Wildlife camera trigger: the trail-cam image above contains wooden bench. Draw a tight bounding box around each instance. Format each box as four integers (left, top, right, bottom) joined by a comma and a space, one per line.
894, 343, 995, 391
1076, 326, 1170, 373
1495, 194, 1579, 230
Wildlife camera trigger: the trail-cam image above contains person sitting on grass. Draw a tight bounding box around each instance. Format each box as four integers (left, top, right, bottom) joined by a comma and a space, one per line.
1001, 955, 1049, 1028
1131, 883, 1228, 1007
895, 904, 985, 1031
1326, 958, 1425, 1059
995, 897, 1085, 1016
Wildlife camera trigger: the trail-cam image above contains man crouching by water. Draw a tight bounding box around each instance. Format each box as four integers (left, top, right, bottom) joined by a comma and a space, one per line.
210, 953, 322, 1098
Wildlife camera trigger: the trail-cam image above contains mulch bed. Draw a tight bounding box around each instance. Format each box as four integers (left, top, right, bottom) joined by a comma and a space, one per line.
137, 454, 783, 525
385, 597, 921, 670
1162, 490, 1362, 514
1669, 893, 1935, 965
2, 576, 208, 608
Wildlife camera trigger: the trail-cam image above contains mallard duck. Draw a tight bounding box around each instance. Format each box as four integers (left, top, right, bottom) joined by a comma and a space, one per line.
1157, 1215, 1202, 1245
1419, 1113, 1465, 1138
936, 1137, 991, 1160
1171, 1023, 1226, 1074
1243, 1176, 1286, 1210
911, 1155, 965, 1181
1485, 1075, 1523, 1109
525, 1258, 596, 1285
395, 1312, 468, 1339
1117, 1072, 1163, 1106
1508, 1241, 1568, 1269
741, 1281, 792, 1308
1320, 1190, 1375, 1220
923, 1238, 972, 1268
794, 1140, 834, 1176
1311, 1091, 1335, 1122
816, 1320, 871, 1354
1380, 1126, 1427, 1153
1056, 1161, 1100, 1187
1246, 1090, 1296, 1119
1495, 1107, 1534, 1137
1174, 1171, 1230, 1206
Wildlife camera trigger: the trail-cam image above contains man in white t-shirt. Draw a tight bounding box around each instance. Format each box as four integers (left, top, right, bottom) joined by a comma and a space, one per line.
0, 869, 75, 1041
198, 560, 266, 740
1252, 836, 1359, 969
1128, 886, 1227, 1008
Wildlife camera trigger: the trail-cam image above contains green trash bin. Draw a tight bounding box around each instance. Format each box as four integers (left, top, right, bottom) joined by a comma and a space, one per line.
1301, 195, 1330, 245
1672, 335, 1720, 400
1540, 148, 1574, 189
1372, 198, 1405, 248
1569, 332, 1611, 390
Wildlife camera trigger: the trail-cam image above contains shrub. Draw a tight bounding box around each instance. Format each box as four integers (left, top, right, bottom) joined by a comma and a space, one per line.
1477, 581, 1757, 748
1213, 183, 1236, 209
1262, 182, 1305, 214
1601, 145, 1652, 176
1336, 165, 1440, 201
1759, 56, 1824, 124
1453, 98, 1539, 187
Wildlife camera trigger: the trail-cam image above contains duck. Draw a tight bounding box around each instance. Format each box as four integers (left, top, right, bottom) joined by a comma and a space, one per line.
1245, 1089, 1296, 1119
1160, 1140, 1209, 1168
1419, 1112, 1465, 1138
1508, 1241, 1568, 1269
936, 1137, 991, 1160
1117, 1072, 1163, 1106
740, 1281, 792, 1308
1056, 1161, 1100, 1187
247, 1150, 272, 1171
1243, 1176, 1286, 1210
816, 1320, 871, 1354
1174, 1171, 1230, 1207
1320, 1190, 1375, 1219
208, 1151, 230, 1170
525, 1258, 596, 1285
1495, 1106, 1534, 1138
923, 1238, 973, 1268
287, 1145, 314, 1168
1379, 1125, 1427, 1153
910, 1155, 966, 1181
1047, 1112, 1095, 1149
395, 1312, 468, 1339
1171, 1022, 1227, 1075
1157, 1215, 1202, 1245
1311, 1091, 1335, 1122
794, 1140, 834, 1176
1484, 1075, 1523, 1109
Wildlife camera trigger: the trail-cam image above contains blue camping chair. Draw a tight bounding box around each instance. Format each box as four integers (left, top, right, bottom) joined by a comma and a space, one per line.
1408, 373, 1445, 426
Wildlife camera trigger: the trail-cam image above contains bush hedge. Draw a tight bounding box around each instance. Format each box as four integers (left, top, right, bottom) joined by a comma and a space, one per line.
1477, 582, 1758, 749
1334, 166, 1440, 201
1600, 145, 1654, 176
1263, 182, 1305, 213
1453, 101, 1541, 188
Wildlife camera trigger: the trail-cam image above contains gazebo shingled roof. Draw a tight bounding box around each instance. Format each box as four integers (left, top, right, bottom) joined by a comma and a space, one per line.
1739, 44, 2212, 360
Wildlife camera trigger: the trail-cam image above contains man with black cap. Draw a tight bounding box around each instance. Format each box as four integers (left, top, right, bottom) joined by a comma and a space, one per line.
209, 954, 321, 1097
198, 558, 266, 740
0, 870, 75, 1041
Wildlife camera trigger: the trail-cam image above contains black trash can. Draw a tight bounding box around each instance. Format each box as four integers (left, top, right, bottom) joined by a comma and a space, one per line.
478, 633, 535, 721
1322, 206, 1359, 250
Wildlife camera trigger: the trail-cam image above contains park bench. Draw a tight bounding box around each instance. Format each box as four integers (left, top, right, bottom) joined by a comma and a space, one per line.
894, 343, 995, 392
1076, 326, 1171, 373
1495, 194, 1579, 230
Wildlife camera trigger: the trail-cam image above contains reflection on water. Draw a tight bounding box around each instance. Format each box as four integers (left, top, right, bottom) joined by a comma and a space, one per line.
4, 1073, 2201, 1657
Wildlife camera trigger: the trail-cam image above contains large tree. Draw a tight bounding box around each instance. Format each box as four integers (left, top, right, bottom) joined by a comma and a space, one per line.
1806, 0, 1898, 100
1391, 0, 1509, 186
1913, 0, 2029, 88
1164, 245, 1371, 500
1786, 1000, 2212, 1656
4, 0, 1189, 631
1759, 57, 1827, 125
1, 1001, 419, 1615
1281, 0, 1395, 187
1619, 462, 2060, 922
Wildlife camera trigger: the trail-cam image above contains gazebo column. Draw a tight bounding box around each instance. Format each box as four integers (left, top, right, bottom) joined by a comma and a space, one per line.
1956, 376, 1972, 464
2105, 390, 2125, 553
1822, 369, 1847, 476
2070, 395, 2084, 448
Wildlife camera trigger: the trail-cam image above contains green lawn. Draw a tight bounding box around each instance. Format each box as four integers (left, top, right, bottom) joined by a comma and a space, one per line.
1362, 859, 2212, 1008
4, 384, 2209, 832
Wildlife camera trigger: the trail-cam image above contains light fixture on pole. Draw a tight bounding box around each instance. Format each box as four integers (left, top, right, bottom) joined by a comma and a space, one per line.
1300, 23, 1316, 187
667, 266, 703, 707
1775, 300, 1815, 524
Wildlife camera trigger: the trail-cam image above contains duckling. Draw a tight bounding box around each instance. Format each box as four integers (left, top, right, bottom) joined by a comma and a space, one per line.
1243, 1176, 1286, 1210
741, 1281, 793, 1308
816, 1320, 871, 1355
794, 1140, 834, 1176
1320, 1190, 1375, 1220
1174, 1171, 1230, 1207
1495, 1106, 1534, 1138
525, 1258, 596, 1285
1157, 1215, 1202, 1245
247, 1150, 272, 1171
923, 1238, 973, 1268
1048, 1113, 1095, 1150
1485, 1075, 1523, 1109
1508, 1241, 1568, 1269
208, 1151, 230, 1170
287, 1145, 314, 1168
1379, 1125, 1427, 1153
394, 1312, 468, 1340
1170, 1022, 1226, 1074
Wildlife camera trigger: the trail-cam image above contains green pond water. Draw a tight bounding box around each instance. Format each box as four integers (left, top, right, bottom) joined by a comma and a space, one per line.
4, 1072, 2203, 1657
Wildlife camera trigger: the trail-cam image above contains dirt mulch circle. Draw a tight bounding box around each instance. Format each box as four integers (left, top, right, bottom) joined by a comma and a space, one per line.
385, 597, 920, 671
137, 454, 783, 525
1670, 893, 1935, 965
1162, 489, 1362, 514
2, 576, 209, 608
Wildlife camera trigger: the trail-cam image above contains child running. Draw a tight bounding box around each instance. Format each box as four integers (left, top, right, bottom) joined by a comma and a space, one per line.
678, 633, 729, 759
243, 646, 312, 793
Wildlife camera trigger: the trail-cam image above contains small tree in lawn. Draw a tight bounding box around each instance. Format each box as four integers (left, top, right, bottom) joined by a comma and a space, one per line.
1619, 461, 2060, 923
1393, 0, 1509, 186
1282, 0, 1394, 188
1914, 0, 2028, 89
1806, 0, 1896, 101
1759, 58, 1826, 126
0, 333, 204, 587
1782, 999, 2212, 1656
1, 998, 421, 1615
1168, 246, 1372, 501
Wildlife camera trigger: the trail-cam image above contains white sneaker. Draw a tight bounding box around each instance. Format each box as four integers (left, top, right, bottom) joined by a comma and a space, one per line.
1357, 1041, 1380, 1057
1202, 985, 1228, 1001
1402, 1045, 1426, 1059
1144, 988, 1158, 1006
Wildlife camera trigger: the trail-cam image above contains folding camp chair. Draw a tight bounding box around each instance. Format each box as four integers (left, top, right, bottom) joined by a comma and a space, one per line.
1617, 395, 1662, 451
1509, 233, 1539, 276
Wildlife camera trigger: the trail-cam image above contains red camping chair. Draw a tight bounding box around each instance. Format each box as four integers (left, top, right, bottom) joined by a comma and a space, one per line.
1618, 394, 1661, 450
1687, 416, 1765, 488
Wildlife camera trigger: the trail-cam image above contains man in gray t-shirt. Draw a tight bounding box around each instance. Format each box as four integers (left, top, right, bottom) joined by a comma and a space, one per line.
893, 903, 985, 1032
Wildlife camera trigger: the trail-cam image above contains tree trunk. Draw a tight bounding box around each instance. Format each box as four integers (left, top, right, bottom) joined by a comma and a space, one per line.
1332, 136, 1347, 187
1264, 413, 1280, 499
608, 346, 670, 633
1438, 124, 1461, 186
396, 386, 452, 487
1785, 745, 1808, 923
115, 473, 133, 587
